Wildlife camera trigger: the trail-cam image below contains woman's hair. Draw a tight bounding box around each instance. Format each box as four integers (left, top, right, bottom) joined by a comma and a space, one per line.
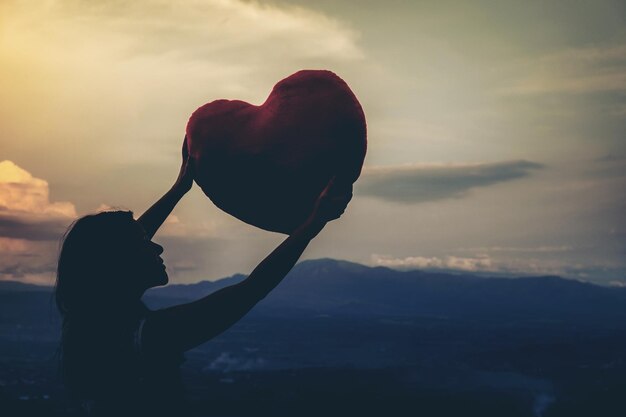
55, 210, 142, 395
55, 210, 138, 316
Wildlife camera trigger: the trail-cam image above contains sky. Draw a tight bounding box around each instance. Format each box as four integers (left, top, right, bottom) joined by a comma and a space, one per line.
1, 0, 625, 286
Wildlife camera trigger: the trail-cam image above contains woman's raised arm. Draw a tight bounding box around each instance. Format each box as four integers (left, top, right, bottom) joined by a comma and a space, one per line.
137, 137, 194, 239
141, 177, 352, 353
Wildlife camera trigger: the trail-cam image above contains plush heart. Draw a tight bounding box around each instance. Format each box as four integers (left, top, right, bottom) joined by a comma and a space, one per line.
185, 70, 367, 234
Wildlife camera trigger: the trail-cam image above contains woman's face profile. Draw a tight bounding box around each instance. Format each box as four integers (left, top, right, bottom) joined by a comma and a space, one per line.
126, 221, 169, 291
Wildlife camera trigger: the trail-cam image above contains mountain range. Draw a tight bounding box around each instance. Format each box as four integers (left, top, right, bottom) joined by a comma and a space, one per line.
145, 258, 626, 324
3, 258, 626, 325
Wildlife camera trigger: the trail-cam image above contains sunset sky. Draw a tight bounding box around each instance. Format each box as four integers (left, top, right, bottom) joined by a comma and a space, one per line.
1, 0, 624, 285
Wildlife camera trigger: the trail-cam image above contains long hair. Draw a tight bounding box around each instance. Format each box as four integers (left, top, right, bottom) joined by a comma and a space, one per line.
55, 210, 140, 313
55, 210, 144, 396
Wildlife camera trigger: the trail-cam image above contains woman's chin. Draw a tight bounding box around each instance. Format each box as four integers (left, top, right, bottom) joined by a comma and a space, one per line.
156, 272, 169, 287
149, 270, 169, 288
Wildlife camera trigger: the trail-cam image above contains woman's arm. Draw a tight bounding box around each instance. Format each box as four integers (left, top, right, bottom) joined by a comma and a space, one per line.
141, 177, 352, 353
137, 137, 193, 239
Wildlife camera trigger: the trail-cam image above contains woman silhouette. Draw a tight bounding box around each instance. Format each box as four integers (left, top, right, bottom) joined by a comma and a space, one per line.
55, 141, 352, 416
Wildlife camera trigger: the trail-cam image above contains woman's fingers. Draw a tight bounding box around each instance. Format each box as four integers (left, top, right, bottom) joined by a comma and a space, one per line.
321, 193, 352, 220
310, 176, 353, 223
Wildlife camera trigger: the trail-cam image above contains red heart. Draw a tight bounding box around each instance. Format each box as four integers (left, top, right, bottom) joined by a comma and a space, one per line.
186, 70, 367, 234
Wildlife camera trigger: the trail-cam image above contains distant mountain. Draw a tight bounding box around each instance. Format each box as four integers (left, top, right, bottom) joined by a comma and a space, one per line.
2, 259, 626, 324
148, 273, 247, 300
143, 258, 626, 324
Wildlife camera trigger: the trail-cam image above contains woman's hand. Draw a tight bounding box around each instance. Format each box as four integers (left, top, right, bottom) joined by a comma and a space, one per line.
310, 176, 353, 223
293, 176, 353, 239
172, 136, 194, 195
138, 136, 194, 239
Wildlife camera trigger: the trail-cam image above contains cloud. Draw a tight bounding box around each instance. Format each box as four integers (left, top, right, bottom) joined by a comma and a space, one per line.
371, 254, 495, 272
1, 0, 363, 83
356, 160, 543, 204
457, 245, 573, 253
0, 160, 80, 284
0, 161, 75, 217
0, 236, 60, 285
0, 0, 368, 198
0, 160, 77, 241
370, 253, 626, 283
0, 161, 226, 284
0, 237, 31, 253
0, 215, 73, 242
101, 0, 364, 62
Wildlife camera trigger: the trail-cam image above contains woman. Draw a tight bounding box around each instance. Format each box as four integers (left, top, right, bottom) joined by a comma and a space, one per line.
55, 142, 352, 416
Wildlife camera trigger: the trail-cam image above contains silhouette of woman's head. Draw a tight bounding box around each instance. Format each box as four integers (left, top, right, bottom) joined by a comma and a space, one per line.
55, 210, 167, 316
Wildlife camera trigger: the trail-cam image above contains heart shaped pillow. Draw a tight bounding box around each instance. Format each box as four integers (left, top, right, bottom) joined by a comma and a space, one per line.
186, 70, 367, 234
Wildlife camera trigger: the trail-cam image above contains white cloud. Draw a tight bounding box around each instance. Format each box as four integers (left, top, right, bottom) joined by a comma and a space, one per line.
371, 253, 494, 272
0, 160, 79, 284
0, 160, 76, 217
457, 245, 573, 253
0, 160, 77, 240
369, 253, 624, 282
